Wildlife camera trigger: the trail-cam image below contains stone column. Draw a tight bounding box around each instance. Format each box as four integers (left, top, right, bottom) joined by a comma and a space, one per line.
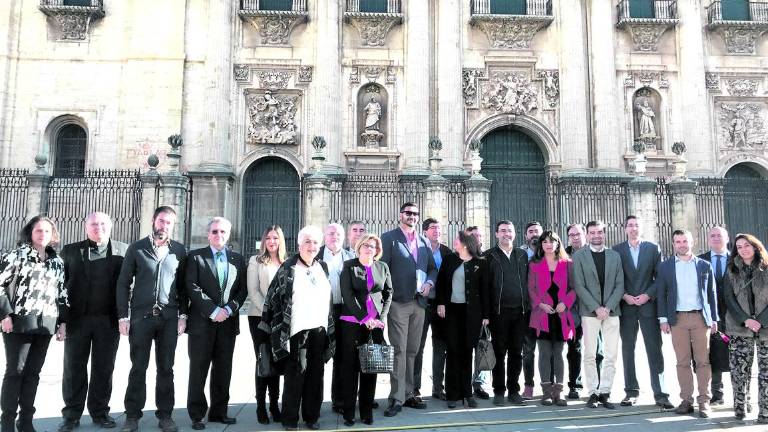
139, 161, 160, 238
304, 173, 331, 229
311, 0, 342, 170
588, 0, 622, 171
558, 0, 590, 172
676, 0, 712, 174
626, 176, 659, 243
668, 178, 698, 233
424, 173, 449, 230
436, 0, 463, 174
465, 174, 492, 249
158, 137, 191, 243
25, 157, 50, 220
185, 171, 235, 249
402, 0, 431, 174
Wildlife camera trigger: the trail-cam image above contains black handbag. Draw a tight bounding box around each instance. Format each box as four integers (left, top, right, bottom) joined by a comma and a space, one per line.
257, 342, 277, 377
710, 331, 730, 373
358, 335, 394, 374
474, 324, 496, 371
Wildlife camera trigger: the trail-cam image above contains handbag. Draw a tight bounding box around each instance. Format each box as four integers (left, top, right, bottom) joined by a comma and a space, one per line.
474, 324, 496, 371
358, 335, 394, 374
709, 331, 730, 373
257, 342, 276, 377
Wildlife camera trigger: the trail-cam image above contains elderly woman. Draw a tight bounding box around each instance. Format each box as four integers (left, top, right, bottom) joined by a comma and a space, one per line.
528, 231, 576, 406
260, 225, 334, 431
0, 216, 68, 432
338, 234, 392, 427
436, 231, 490, 409
246, 225, 287, 425
724, 233, 768, 423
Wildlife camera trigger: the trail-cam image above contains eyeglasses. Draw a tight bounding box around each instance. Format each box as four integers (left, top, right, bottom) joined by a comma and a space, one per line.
361, 243, 378, 250
402, 211, 420, 217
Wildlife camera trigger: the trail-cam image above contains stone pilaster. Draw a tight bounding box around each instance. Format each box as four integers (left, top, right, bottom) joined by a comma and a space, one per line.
677, 0, 712, 174
437, 0, 463, 174
157, 174, 190, 244
311, 0, 342, 169
588, 0, 621, 171
25, 172, 50, 221
627, 177, 659, 244
465, 174, 492, 249
185, 171, 235, 249
423, 173, 449, 235
303, 172, 332, 229
668, 178, 698, 233
402, 0, 430, 173
139, 170, 160, 238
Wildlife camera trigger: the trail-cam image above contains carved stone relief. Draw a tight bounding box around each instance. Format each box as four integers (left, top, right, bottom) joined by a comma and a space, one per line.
386, 67, 397, 83
234, 64, 250, 82
725, 79, 759, 97
345, 15, 402, 47
243, 15, 308, 46
255, 70, 292, 90
537, 70, 559, 108
718, 102, 766, 151
349, 67, 360, 83
706, 73, 721, 92
472, 17, 553, 49
298, 66, 313, 83
481, 72, 538, 115
624, 71, 669, 89
633, 88, 661, 148
622, 23, 677, 52
462, 69, 486, 107
246, 90, 300, 145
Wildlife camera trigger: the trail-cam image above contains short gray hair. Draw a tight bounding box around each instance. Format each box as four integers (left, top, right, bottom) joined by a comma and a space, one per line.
297, 225, 323, 245
325, 223, 344, 234
207, 217, 232, 232
85, 212, 113, 227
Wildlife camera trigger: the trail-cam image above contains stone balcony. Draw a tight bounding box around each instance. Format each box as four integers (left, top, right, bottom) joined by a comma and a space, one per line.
706, 0, 768, 54
38, 0, 104, 41
616, 0, 679, 52
469, 0, 553, 49
344, 0, 403, 47
238, 0, 309, 46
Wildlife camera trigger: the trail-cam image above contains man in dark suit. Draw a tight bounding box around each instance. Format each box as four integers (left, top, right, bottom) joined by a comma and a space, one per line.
58, 212, 128, 432
612, 216, 671, 409
380, 202, 438, 417
185, 217, 247, 430
656, 229, 718, 418
697, 226, 730, 405
116, 206, 188, 432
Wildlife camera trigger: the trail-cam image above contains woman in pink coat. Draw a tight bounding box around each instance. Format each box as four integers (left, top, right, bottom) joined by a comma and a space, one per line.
528, 230, 576, 406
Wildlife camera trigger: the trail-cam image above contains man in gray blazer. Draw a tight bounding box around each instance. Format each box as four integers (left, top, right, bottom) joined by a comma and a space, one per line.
572, 220, 624, 409
380, 202, 438, 417
612, 216, 672, 409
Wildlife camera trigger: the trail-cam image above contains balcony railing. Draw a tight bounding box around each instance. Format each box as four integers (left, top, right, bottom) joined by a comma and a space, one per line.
470, 0, 552, 16
708, 0, 768, 23
40, 0, 101, 6
618, 0, 677, 21
346, 0, 401, 14
239, 0, 307, 13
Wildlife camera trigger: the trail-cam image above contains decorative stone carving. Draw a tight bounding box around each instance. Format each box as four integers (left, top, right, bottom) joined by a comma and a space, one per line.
470, 15, 554, 50
706, 73, 721, 92
707, 20, 768, 55
357, 84, 388, 148
537, 70, 559, 108
633, 88, 662, 150
234, 64, 250, 82
725, 79, 758, 97
659, 73, 670, 89
364, 66, 382, 81
638, 71, 658, 86
241, 14, 309, 46
298, 66, 313, 83
345, 13, 403, 47
481, 72, 538, 115
349, 67, 360, 83
39, 2, 105, 41
624, 71, 669, 89
247, 91, 300, 145
617, 19, 678, 52
386, 67, 397, 83
672, 141, 686, 156
255, 70, 292, 90
624, 73, 636, 88
719, 103, 766, 150
462, 69, 486, 107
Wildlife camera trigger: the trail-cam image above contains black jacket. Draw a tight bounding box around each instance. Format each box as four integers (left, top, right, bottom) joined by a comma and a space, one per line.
339, 259, 392, 322
435, 254, 490, 349
483, 246, 530, 314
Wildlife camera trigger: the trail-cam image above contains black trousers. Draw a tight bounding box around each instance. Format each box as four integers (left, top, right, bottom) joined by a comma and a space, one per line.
445, 304, 473, 401
247, 317, 280, 405
339, 321, 382, 422
61, 315, 120, 420
490, 308, 527, 395
522, 320, 536, 387
331, 305, 343, 407
1, 333, 51, 422
124, 315, 178, 419
186, 320, 237, 421
281, 328, 326, 428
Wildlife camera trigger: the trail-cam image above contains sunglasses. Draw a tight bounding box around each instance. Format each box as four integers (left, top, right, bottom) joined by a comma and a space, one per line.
401, 211, 420, 217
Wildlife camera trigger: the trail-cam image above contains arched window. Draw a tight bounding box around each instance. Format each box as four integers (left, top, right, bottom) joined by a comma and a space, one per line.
54, 124, 87, 177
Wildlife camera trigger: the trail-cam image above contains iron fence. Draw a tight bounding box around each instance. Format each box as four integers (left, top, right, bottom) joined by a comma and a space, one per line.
0, 170, 28, 254
47, 170, 143, 247
694, 178, 726, 252
446, 181, 466, 245
655, 177, 673, 256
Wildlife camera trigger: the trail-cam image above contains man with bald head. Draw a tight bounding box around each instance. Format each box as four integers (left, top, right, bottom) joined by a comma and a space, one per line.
58, 213, 128, 432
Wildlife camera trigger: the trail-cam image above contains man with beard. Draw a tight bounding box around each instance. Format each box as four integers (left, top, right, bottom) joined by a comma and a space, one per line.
116, 206, 187, 432
520, 221, 542, 399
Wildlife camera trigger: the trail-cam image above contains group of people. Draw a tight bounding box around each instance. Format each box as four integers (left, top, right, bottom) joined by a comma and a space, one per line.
0, 203, 767, 432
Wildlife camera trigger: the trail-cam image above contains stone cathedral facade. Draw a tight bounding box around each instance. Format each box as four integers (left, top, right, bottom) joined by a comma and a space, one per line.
1, 0, 768, 251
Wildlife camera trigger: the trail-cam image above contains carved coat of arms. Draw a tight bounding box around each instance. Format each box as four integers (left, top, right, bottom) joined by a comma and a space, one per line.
247, 90, 299, 145
481, 72, 538, 115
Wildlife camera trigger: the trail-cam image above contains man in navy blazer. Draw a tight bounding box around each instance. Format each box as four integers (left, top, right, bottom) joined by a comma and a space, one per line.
655, 229, 718, 418
380, 202, 438, 417
612, 216, 671, 409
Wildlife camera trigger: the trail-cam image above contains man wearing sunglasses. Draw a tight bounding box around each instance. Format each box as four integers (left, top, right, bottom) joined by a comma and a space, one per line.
380, 203, 438, 417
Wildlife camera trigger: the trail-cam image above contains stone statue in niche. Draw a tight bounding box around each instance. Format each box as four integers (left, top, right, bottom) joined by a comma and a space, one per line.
358, 84, 388, 148
363, 97, 382, 131
636, 99, 657, 138
632, 88, 662, 149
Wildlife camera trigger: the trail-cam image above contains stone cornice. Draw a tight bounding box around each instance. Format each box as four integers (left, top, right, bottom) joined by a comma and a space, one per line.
617, 18, 678, 52
344, 12, 403, 47
706, 21, 768, 54
469, 14, 553, 49
238, 9, 309, 46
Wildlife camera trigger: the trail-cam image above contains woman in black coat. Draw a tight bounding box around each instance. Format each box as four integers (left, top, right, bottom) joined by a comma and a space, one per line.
436, 231, 490, 408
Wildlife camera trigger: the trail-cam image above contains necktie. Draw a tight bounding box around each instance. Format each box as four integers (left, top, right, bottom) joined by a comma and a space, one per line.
714, 254, 723, 280
215, 251, 226, 289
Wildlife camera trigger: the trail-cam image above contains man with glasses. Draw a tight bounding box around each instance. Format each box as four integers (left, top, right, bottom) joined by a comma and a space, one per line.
520, 221, 543, 399
380, 203, 437, 417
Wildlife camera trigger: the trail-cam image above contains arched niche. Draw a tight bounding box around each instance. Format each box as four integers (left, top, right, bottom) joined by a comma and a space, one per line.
356, 83, 388, 148
633, 87, 663, 151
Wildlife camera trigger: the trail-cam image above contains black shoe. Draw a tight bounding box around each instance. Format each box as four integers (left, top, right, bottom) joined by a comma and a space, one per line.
58, 419, 80, 432
269, 404, 281, 422
473, 388, 490, 400
620, 396, 637, 406
16, 420, 36, 432
157, 418, 177, 432
567, 388, 580, 400
191, 421, 205, 430
257, 404, 269, 425
383, 401, 402, 417
361, 418, 373, 425
431, 391, 447, 401
710, 396, 724, 406
446, 400, 457, 409
282, 425, 298, 431
332, 405, 344, 415
305, 422, 320, 430
403, 397, 427, 409
92, 416, 116, 429
656, 399, 674, 410
599, 394, 616, 409
466, 397, 478, 408
1, 419, 14, 432
343, 419, 355, 427
586, 394, 600, 408
119, 417, 138, 432
507, 392, 525, 405
207, 416, 235, 425
371, 401, 379, 409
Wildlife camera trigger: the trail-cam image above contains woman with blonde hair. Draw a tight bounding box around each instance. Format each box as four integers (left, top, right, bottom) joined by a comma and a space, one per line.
246, 225, 287, 424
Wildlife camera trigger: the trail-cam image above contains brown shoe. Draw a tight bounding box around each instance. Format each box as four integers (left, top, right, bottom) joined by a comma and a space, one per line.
698, 402, 710, 418
675, 400, 694, 415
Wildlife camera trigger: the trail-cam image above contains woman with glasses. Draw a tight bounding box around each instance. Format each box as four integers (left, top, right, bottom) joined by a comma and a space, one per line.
723, 233, 768, 423
338, 234, 392, 427
259, 225, 334, 431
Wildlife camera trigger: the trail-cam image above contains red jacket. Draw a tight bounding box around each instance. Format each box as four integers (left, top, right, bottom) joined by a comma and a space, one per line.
528, 258, 576, 340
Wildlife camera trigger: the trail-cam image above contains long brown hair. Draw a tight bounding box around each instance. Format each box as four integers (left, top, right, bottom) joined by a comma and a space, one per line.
18, 215, 60, 248
533, 230, 568, 261
728, 233, 768, 273
256, 225, 287, 264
